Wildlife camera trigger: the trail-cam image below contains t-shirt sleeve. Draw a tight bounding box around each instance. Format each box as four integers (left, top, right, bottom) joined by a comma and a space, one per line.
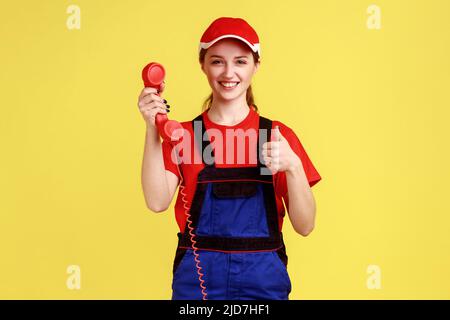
161, 139, 181, 180
274, 123, 322, 204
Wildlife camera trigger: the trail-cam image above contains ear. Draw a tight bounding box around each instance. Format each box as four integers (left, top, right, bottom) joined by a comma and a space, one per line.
253, 60, 260, 74
200, 61, 206, 75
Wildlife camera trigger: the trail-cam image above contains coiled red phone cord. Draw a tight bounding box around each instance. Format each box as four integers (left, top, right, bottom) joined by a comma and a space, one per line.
172, 141, 208, 300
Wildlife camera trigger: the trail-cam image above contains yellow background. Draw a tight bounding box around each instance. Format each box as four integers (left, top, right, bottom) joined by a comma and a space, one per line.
1, 0, 449, 299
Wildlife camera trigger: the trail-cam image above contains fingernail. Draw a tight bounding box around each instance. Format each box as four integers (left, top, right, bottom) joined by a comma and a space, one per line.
166, 105, 170, 108
167, 109, 170, 112
163, 99, 167, 103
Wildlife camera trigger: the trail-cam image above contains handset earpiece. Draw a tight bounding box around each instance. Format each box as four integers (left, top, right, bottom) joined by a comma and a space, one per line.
141, 62, 183, 142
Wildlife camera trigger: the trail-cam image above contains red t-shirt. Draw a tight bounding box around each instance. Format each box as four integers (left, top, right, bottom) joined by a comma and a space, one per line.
162, 107, 322, 233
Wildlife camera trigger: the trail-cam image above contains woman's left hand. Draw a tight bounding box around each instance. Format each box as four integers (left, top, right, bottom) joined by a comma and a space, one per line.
262, 126, 302, 174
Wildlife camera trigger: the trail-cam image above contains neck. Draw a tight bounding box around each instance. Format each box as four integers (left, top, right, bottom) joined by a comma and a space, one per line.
207, 95, 251, 126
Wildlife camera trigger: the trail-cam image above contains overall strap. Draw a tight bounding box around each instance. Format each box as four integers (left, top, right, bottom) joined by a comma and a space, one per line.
192, 114, 215, 167
257, 116, 272, 168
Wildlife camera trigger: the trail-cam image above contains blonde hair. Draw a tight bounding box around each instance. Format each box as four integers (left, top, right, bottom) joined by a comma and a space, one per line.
199, 48, 260, 113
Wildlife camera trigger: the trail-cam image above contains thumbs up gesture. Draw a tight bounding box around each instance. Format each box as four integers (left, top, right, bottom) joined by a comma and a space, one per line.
262, 125, 301, 174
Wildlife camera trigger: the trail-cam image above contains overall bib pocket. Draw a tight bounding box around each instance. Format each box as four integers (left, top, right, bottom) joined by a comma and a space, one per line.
199, 181, 269, 237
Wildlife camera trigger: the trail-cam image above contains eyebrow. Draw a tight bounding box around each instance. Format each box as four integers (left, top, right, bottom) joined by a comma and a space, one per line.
209, 55, 249, 59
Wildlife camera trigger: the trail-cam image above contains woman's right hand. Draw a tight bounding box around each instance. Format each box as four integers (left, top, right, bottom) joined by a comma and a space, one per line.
137, 83, 170, 128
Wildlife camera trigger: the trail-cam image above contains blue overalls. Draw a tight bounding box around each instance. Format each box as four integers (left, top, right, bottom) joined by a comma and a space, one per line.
171, 115, 292, 300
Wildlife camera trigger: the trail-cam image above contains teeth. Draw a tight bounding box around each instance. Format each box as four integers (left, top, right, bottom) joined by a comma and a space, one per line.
220, 82, 239, 88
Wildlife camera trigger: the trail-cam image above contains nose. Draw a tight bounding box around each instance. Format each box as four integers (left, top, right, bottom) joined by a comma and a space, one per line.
223, 63, 235, 79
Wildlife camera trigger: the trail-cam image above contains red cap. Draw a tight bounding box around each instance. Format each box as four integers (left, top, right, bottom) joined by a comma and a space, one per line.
199, 17, 261, 60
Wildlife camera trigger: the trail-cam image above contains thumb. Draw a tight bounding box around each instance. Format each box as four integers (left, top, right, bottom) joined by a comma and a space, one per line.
273, 125, 282, 142
158, 81, 165, 94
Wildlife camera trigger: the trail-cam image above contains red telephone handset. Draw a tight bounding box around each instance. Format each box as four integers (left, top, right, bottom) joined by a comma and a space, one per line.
141, 62, 184, 142
141, 62, 208, 299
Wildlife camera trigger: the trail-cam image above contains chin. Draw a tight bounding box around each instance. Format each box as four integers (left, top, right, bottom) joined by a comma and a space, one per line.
215, 88, 246, 100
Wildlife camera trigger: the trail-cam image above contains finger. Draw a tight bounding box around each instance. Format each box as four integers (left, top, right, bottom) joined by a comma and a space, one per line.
141, 108, 165, 116
264, 155, 278, 163
138, 96, 167, 110
263, 148, 274, 157
140, 87, 164, 101
265, 155, 277, 170
139, 87, 158, 99
147, 92, 165, 103
264, 158, 278, 174
139, 94, 165, 107
154, 105, 169, 113
160, 104, 170, 112
263, 141, 279, 151
271, 152, 280, 164
138, 92, 158, 105
263, 147, 279, 157
140, 105, 169, 114
271, 144, 280, 157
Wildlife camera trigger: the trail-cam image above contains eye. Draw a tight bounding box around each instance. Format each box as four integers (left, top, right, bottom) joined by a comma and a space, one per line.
237, 60, 247, 64
212, 60, 221, 64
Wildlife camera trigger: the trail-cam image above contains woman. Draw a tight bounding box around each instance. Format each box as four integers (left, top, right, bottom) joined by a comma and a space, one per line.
138, 17, 322, 300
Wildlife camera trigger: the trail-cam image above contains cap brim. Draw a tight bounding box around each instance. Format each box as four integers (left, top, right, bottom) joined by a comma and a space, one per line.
199, 34, 260, 56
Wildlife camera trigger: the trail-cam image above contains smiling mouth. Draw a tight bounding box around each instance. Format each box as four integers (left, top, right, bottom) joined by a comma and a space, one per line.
218, 81, 240, 88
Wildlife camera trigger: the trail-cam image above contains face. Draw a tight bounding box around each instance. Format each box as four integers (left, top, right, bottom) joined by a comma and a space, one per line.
201, 38, 259, 102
